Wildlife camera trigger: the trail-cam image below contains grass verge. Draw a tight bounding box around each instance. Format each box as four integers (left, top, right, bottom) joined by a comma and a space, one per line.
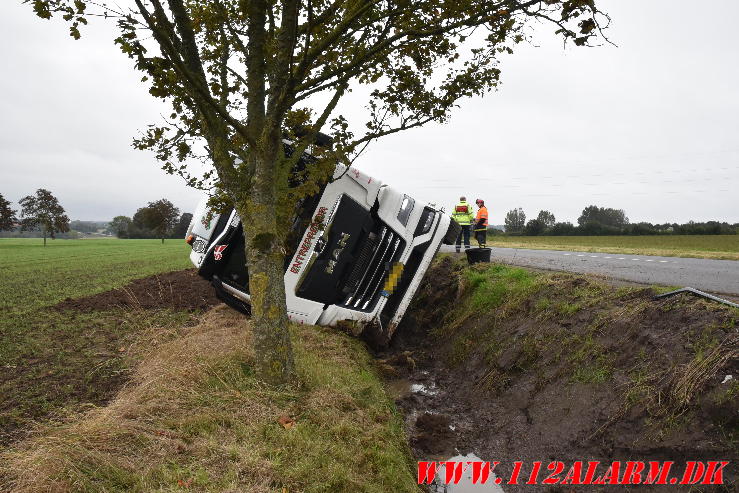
418, 256, 738, 431
0, 306, 418, 492
484, 234, 739, 260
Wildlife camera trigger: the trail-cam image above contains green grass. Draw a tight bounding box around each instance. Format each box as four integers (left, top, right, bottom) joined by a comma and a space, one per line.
0, 238, 192, 316
438, 261, 547, 366
485, 235, 739, 260
452, 263, 543, 325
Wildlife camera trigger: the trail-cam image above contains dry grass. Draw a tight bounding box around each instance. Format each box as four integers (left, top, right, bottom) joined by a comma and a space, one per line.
0, 306, 417, 492
664, 332, 738, 413
597, 332, 739, 441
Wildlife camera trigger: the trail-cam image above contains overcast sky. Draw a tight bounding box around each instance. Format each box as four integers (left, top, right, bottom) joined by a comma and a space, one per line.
1, 0, 737, 224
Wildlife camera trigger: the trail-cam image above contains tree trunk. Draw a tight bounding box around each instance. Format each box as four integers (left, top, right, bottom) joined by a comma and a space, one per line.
43, 234, 46, 247
161, 237, 164, 244
237, 137, 295, 385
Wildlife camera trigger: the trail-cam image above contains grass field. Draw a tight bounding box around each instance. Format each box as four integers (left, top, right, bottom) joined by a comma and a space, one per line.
0, 238, 192, 316
486, 235, 739, 260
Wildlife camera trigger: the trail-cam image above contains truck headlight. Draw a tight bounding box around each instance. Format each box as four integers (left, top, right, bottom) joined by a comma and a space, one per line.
397, 195, 415, 226
415, 207, 436, 236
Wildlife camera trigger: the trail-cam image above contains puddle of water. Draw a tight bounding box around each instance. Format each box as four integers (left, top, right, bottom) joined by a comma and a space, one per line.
430, 453, 505, 493
386, 379, 412, 399
386, 379, 439, 399
411, 382, 439, 396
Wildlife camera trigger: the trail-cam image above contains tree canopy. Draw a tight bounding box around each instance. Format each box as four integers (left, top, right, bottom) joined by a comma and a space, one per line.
0, 193, 18, 232
28, 0, 609, 383
537, 210, 556, 228
173, 212, 194, 238
18, 189, 70, 246
109, 215, 133, 238
578, 205, 629, 229
132, 199, 181, 243
505, 207, 526, 233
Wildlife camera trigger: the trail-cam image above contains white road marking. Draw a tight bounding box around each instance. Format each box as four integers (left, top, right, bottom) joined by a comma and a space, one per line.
631, 258, 640, 261
604, 256, 612, 259
577, 254, 585, 257
590, 255, 599, 258
645, 259, 654, 262
563, 253, 571, 256
659, 260, 668, 263
617, 258, 625, 260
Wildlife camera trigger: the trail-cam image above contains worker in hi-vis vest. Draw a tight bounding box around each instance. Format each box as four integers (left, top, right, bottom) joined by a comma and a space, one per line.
474, 199, 488, 248
451, 196, 474, 252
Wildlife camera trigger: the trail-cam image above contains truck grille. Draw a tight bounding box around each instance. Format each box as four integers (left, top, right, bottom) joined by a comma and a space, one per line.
341, 225, 404, 311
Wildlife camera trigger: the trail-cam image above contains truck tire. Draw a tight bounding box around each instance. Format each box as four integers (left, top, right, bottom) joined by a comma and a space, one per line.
442, 219, 461, 245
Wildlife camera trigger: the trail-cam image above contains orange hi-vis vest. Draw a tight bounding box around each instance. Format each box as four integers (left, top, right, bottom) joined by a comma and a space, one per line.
475, 206, 488, 231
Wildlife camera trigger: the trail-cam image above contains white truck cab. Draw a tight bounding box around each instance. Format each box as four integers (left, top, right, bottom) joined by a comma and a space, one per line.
186, 158, 459, 346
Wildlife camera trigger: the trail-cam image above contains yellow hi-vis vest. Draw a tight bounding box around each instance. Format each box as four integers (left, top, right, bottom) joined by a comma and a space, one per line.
451, 201, 474, 226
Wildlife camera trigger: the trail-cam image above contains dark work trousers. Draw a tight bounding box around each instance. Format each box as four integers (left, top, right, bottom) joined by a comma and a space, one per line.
475, 229, 486, 247
456, 225, 471, 251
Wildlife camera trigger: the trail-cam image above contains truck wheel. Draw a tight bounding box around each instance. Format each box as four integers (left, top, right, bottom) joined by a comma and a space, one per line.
442, 219, 461, 245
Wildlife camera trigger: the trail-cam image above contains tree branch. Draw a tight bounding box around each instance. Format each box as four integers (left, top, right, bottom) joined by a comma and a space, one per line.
295, 0, 543, 96
245, 0, 267, 142
134, 0, 253, 146
283, 81, 348, 174
267, 0, 300, 123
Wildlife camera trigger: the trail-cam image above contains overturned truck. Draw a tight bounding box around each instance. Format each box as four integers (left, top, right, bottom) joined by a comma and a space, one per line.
186, 149, 460, 345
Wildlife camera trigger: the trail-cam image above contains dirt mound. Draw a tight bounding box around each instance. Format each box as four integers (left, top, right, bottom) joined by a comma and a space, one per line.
54, 269, 220, 312
384, 257, 738, 490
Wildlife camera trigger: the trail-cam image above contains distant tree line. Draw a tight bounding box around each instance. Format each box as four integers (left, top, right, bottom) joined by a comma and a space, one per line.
110, 199, 192, 242
1, 191, 191, 243
503, 205, 738, 236
69, 220, 109, 233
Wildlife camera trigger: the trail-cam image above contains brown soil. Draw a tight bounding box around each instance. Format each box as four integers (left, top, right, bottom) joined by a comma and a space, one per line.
54, 269, 220, 312
382, 257, 738, 491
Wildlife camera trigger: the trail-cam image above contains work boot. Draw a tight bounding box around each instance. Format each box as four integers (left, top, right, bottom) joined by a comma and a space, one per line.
455, 247, 460, 253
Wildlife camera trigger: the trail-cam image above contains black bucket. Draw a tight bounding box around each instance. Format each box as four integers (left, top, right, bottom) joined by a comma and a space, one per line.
466, 247, 491, 265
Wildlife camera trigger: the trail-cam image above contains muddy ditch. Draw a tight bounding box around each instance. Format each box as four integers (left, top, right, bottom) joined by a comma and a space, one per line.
378, 257, 738, 491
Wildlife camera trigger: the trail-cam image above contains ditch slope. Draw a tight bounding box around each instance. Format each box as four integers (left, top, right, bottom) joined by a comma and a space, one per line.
380, 256, 738, 490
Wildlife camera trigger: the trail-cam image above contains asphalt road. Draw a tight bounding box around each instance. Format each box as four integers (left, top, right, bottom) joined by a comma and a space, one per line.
439, 245, 739, 297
